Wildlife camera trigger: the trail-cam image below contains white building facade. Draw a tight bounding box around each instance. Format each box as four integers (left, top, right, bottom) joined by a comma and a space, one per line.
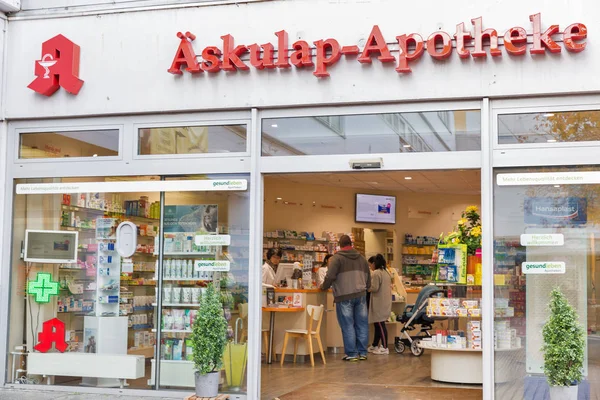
0, 0, 599, 399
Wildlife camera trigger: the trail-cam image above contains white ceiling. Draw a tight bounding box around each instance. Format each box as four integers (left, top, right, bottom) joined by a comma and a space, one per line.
267, 170, 481, 195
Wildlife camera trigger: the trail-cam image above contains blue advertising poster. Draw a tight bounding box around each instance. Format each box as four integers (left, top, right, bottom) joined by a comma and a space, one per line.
524, 197, 587, 225
164, 205, 218, 233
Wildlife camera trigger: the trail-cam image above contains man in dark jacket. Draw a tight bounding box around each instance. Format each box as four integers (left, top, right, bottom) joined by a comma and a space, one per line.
321, 235, 371, 361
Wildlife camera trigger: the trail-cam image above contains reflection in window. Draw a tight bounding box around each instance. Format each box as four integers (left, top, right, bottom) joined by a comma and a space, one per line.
19, 130, 119, 159
262, 110, 481, 156
498, 111, 600, 145
138, 125, 247, 155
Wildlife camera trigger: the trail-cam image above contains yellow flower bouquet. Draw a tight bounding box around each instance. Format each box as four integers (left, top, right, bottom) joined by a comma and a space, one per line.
444, 206, 481, 256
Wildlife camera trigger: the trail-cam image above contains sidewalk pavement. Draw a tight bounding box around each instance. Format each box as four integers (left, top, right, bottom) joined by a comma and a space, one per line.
0, 388, 182, 399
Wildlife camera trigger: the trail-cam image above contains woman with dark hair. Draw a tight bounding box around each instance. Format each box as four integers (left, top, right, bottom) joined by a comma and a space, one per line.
368, 254, 392, 355
366, 256, 376, 311
316, 254, 333, 287
262, 248, 282, 286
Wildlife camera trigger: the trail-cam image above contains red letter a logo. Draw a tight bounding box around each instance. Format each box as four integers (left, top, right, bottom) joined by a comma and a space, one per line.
28, 35, 84, 96
34, 318, 68, 353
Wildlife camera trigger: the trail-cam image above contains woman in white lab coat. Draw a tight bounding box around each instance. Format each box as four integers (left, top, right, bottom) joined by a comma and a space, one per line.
316, 254, 333, 287
262, 248, 282, 286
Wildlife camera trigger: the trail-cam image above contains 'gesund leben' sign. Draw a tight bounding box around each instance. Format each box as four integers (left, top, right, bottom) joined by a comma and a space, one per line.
168, 13, 586, 78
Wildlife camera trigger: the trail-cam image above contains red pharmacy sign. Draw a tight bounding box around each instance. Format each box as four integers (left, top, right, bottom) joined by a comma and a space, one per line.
168, 13, 587, 78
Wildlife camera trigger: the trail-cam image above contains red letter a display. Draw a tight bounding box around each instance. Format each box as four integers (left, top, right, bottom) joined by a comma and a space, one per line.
34, 318, 68, 353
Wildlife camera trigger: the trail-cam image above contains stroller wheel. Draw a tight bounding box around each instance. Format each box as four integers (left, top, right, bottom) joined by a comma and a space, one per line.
394, 340, 405, 354
410, 340, 424, 357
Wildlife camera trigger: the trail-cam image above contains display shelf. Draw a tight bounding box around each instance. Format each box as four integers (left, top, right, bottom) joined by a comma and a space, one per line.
265, 247, 329, 253
122, 215, 159, 223
152, 278, 211, 282
152, 329, 192, 334
122, 283, 156, 287
153, 252, 215, 256
403, 263, 435, 266
418, 342, 482, 352
264, 237, 330, 242
60, 225, 96, 232
152, 303, 200, 308
128, 346, 155, 359
133, 306, 154, 312
61, 204, 106, 215
132, 324, 153, 330
77, 249, 97, 254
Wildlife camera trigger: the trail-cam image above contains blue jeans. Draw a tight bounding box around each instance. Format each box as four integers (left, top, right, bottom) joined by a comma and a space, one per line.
335, 295, 369, 357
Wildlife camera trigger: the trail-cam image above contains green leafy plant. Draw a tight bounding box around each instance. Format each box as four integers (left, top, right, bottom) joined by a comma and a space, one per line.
542, 287, 585, 387
192, 283, 228, 375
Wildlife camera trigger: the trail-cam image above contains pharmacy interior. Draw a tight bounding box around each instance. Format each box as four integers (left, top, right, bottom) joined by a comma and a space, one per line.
258, 108, 490, 399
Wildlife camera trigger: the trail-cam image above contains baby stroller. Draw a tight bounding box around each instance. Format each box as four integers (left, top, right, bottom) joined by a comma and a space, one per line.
394, 284, 446, 356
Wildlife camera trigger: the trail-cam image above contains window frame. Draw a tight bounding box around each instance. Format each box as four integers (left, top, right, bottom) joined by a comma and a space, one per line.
260, 100, 483, 174
14, 124, 124, 163
133, 119, 251, 161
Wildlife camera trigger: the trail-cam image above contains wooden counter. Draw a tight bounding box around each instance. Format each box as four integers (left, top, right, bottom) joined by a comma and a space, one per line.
274, 288, 324, 293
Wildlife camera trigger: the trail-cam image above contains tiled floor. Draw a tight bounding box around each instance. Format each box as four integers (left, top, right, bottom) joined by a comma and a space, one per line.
261, 351, 482, 400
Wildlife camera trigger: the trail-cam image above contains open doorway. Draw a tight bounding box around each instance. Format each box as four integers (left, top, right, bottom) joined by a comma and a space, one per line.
260, 169, 483, 400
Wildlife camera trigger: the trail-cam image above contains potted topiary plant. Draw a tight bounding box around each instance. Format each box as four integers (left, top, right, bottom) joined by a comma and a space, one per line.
542, 287, 586, 400
191, 282, 228, 397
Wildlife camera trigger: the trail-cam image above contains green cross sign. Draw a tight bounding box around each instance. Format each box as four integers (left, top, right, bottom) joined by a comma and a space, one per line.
28, 272, 60, 303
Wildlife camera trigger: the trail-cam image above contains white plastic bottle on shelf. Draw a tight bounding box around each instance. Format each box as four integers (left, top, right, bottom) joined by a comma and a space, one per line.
184, 236, 193, 253
181, 259, 188, 279
164, 259, 171, 279
187, 260, 193, 279
176, 259, 183, 279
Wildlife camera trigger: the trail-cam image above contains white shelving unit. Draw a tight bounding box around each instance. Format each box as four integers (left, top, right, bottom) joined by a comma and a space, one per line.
152, 303, 199, 307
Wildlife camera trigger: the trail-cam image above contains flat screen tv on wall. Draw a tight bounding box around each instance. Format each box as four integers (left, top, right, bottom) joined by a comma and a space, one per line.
24, 230, 79, 264
355, 194, 396, 224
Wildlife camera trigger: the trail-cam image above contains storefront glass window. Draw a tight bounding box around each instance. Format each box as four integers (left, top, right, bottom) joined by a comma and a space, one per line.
7, 175, 250, 395
19, 130, 119, 159
262, 110, 481, 156
498, 111, 600, 145
138, 125, 247, 155
493, 166, 599, 399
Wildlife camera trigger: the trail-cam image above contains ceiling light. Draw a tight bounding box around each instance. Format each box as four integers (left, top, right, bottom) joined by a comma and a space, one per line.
367, 182, 379, 185
543, 113, 555, 117
92, 154, 98, 157
276, 197, 282, 200
404, 177, 412, 180
554, 185, 560, 188
403, 144, 411, 148
271, 124, 278, 128
547, 139, 557, 143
